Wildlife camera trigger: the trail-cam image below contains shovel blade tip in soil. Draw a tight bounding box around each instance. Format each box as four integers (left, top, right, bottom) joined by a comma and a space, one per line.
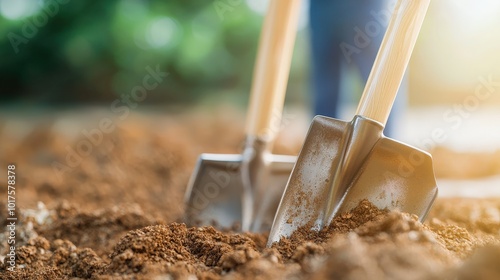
185, 154, 243, 229
336, 136, 438, 219
267, 115, 438, 245
185, 153, 295, 231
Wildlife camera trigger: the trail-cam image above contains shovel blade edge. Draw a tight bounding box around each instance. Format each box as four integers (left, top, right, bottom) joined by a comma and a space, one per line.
185, 153, 296, 231
269, 116, 350, 243
338, 137, 438, 220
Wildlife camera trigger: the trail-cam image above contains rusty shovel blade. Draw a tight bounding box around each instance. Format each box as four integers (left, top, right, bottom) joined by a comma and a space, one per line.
184, 152, 295, 232
267, 115, 438, 245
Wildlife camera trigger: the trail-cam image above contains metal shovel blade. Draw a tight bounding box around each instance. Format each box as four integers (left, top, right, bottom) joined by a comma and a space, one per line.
268, 115, 438, 244
185, 153, 295, 231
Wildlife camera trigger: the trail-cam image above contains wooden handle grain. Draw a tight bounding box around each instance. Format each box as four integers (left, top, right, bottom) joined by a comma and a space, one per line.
245, 0, 301, 140
355, 0, 430, 125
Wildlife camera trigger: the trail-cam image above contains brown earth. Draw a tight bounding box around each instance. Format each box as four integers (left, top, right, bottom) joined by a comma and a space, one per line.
1, 109, 500, 279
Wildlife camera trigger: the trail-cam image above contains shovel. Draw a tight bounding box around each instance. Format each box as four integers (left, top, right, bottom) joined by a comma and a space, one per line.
184, 0, 301, 232
268, 0, 438, 245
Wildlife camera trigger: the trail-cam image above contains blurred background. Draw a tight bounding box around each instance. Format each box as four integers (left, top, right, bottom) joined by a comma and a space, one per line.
1, 0, 500, 183
0, 0, 311, 107
2, 0, 499, 107
0, 0, 500, 105
1, 3, 500, 276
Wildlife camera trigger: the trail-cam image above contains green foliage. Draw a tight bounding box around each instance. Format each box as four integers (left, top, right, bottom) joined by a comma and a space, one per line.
0, 0, 308, 106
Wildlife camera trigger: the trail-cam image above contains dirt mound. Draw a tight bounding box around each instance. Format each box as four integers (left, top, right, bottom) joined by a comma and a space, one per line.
4, 199, 499, 279
38, 201, 159, 258
106, 223, 260, 278
1, 111, 500, 279
274, 200, 387, 259
2, 237, 103, 279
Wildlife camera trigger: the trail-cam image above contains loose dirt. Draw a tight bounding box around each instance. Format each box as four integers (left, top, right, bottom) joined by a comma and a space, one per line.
1, 109, 500, 279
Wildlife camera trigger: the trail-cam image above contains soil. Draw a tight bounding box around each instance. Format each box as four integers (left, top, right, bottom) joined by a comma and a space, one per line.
1, 108, 500, 279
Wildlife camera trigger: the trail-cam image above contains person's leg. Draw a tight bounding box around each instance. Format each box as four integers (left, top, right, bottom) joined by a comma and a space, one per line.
385, 74, 408, 138
309, 0, 342, 118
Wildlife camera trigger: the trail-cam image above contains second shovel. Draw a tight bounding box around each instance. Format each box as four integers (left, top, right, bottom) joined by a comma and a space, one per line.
185, 0, 301, 232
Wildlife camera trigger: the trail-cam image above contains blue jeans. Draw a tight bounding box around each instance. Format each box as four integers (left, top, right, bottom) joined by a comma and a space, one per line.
310, 0, 406, 138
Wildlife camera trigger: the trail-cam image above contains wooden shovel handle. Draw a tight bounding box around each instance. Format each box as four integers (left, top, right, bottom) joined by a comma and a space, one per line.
245, 0, 301, 140
355, 0, 430, 125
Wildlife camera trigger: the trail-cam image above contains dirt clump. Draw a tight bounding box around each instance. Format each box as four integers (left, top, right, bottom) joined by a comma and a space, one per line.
454, 245, 500, 280
274, 199, 387, 259
104, 223, 261, 278
2, 237, 104, 279
39, 201, 160, 259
